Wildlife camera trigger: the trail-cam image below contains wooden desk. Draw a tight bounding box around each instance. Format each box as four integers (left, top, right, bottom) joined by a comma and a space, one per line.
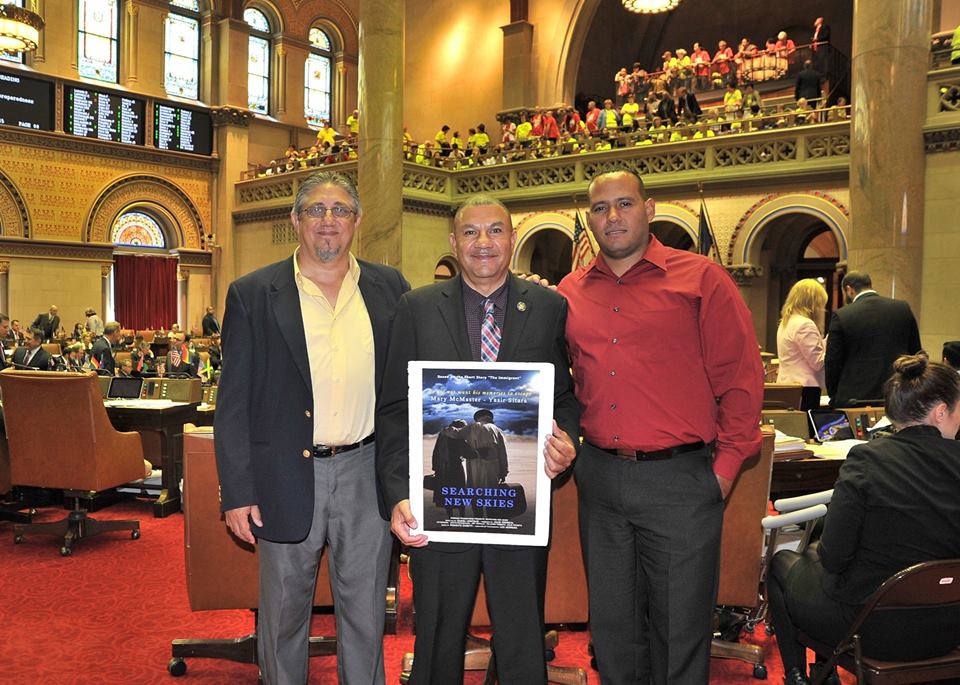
106, 402, 198, 517
770, 457, 843, 499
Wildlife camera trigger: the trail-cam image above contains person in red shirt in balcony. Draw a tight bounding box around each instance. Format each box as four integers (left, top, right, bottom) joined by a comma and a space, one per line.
558, 170, 763, 685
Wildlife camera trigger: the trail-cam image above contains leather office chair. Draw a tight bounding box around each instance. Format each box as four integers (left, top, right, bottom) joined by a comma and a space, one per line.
710, 426, 776, 678
801, 559, 960, 685
0, 370, 143, 555
171, 430, 403, 676
0, 435, 33, 523
763, 383, 804, 410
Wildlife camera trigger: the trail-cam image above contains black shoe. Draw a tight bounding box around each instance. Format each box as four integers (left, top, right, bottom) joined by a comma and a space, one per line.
809, 661, 840, 685
784, 666, 810, 685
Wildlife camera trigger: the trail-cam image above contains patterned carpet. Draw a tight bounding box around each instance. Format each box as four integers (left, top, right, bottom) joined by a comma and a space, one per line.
0, 498, 856, 684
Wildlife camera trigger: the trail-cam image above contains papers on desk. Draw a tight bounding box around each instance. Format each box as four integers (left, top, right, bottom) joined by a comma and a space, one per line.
807, 439, 867, 460
103, 398, 189, 409
774, 429, 807, 453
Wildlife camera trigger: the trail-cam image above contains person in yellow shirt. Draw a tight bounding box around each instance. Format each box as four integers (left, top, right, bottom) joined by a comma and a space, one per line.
516, 115, 533, 146
675, 48, 693, 92
315, 120, 337, 148
668, 125, 689, 142
634, 129, 653, 146
649, 116, 669, 143
435, 125, 451, 155
723, 82, 743, 117
692, 122, 715, 139
620, 94, 641, 131
346, 109, 359, 140
450, 131, 463, 151
474, 123, 491, 152
402, 126, 414, 159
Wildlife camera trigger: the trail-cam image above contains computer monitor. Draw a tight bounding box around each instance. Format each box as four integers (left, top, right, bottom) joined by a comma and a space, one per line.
107, 376, 144, 400
808, 409, 855, 442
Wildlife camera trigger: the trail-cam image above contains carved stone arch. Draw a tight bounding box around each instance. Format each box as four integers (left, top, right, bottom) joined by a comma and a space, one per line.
85, 175, 205, 249
538, 0, 602, 106
278, 0, 358, 54
512, 211, 575, 272
244, 0, 283, 33
0, 171, 29, 238
651, 202, 698, 242
728, 192, 850, 266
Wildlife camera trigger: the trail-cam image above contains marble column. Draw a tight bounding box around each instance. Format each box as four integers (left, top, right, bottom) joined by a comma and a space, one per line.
0, 261, 8, 316
848, 0, 931, 310
356, 0, 404, 267
501, 21, 534, 110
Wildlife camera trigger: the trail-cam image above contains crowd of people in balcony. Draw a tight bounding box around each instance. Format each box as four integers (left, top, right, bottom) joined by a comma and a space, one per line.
250, 16, 841, 177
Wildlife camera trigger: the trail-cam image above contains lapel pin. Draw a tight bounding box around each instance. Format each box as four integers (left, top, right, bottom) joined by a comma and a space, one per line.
517, 301, 527, 312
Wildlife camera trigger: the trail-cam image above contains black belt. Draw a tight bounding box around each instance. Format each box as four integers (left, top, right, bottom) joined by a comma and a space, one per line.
597, 440, 712, 462
312, 433, 375, 458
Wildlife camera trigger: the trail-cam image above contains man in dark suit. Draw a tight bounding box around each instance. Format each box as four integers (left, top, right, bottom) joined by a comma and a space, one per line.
201, 306, 221, 336
31, 305, 60, 342
215, 171, 409, 685
12, 327, 52, 370
377, 195, 579, 685
675, 86, 702, 122
794, 60, 823, 105
825, 271, 922, 407
90, 322, 122, 375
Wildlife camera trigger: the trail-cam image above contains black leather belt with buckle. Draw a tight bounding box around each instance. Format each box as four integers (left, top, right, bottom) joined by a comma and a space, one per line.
312, 433, 375, 458
599, 440, 712, 461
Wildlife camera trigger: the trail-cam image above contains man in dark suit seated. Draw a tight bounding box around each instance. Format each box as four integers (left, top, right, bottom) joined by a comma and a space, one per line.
377, 194, 579, 685
31, 305, 60, 342
201, 306, 221, 336
90, 322, 122, 375
825, 271, 922, 407
12, 327, 52, 370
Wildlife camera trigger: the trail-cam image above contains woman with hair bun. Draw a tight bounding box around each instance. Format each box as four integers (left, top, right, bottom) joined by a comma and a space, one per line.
767, 354, 960, 685
777, 278, 829, 411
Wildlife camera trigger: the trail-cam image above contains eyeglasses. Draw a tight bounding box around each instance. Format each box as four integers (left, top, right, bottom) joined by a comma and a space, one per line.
300, 204, 356, 220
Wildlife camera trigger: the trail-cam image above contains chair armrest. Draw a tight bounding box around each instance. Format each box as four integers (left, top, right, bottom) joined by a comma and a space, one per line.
773, 489, 833, 513
762, 503, 828, 531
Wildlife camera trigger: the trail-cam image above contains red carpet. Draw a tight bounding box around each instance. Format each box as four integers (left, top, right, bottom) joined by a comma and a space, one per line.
0, 499, 856, 684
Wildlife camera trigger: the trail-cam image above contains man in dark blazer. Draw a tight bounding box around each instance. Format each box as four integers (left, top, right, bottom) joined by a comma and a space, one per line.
215, 171, 409, 685
31, 305, 60, 342
201, 306, 221, 336
794, 60, 823, 104
376, 195, 579, 685
89, 322, 122, 375
12, 327, 52, 370
675, 86, 702, 122
825, 271, 922, 407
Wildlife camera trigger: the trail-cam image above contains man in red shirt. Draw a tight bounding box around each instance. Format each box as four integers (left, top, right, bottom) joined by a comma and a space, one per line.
584, 100, 601, 134
557, 170, 763, 684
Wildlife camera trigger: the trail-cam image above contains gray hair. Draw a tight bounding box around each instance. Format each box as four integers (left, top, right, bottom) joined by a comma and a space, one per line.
453, 194, 511, 227
292, 171, 361, 216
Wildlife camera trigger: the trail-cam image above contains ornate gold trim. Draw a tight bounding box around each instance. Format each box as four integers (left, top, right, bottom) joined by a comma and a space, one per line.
0, 237, 115, 262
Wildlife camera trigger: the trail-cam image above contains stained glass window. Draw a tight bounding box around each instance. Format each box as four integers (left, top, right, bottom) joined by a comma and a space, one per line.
304, 53, 331, 127
112, 211, 166, 247
245, 8, 270, 114
164, 0, 200, 99
78, 0, 120, 82
308, 27, 330, 51
0, 0, 24, 64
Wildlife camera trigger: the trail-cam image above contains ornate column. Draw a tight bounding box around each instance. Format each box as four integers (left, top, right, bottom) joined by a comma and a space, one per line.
356, 0, 404, 267
500, 0, 534, 111
177, 267, 189, 330
101, 264, 113, 321
0, 261, 8, 315
215, 17, 251, 108
123, 0, 140, 86
211, 107, 253, 310
848, 0, 931, 309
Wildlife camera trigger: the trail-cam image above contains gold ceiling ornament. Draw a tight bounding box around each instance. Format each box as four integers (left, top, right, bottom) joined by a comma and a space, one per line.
621, 0, 682, 14
0, 2, 44, 53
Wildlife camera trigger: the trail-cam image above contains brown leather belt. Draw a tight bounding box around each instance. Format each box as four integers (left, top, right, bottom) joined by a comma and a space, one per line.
599, 440, 712, 462
312, 433, 375, 458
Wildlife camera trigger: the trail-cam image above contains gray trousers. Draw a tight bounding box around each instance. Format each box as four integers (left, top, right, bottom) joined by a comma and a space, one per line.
257, 442, 392, 685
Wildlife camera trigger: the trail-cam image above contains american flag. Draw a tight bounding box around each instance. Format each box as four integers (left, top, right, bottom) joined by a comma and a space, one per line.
571, 210, 595, 270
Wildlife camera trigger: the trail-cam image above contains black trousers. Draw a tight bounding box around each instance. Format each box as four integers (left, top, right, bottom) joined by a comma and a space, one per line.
408, 544, 548, 685
575, 443, 724, 685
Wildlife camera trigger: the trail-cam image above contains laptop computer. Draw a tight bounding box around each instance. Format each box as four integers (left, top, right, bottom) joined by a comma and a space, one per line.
107, 376, 144, 400
808, 409, 855, 442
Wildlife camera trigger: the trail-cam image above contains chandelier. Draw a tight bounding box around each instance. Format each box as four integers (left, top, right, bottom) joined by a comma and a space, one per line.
621, 0, 682, 14
0, 3, 44, 53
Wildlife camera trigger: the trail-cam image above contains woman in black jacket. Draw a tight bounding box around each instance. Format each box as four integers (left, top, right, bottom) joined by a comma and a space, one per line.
768, 354, 960, 685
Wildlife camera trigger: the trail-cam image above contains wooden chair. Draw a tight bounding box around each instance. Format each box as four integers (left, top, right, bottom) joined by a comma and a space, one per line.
41, 342, 62, 356
0, 370, 143, 555
0, 435, 33, 523
801, 559, 960, 684
710, 426, 776, 678
169, 431, 402, 676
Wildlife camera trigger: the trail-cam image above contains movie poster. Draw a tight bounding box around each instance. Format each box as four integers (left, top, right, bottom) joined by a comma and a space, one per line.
408, 361, 554, 546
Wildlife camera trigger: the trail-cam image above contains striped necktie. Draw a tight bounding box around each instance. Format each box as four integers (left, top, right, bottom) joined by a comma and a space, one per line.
480, 299, 501, 363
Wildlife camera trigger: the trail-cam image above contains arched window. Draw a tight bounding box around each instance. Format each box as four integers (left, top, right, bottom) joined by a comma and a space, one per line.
0, 0, 25, 65
78, 0, 120, 82
244, 7, 270, 114
164, 0, 200, 99
304, 26, 333, 127
112, 211, 167, 248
